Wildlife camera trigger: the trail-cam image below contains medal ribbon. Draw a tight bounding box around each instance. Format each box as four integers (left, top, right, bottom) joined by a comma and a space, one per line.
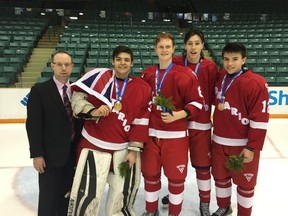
220, 70, 243, 103
115, 77, 129, 102
155, 62, 173, 96
184, 57, 201, 76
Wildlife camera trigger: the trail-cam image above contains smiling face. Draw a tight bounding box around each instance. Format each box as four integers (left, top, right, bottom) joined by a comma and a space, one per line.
222, 52, 246, 74
155, 38, 175, 62
184, 34, 204, 63
112, 52, 133, 79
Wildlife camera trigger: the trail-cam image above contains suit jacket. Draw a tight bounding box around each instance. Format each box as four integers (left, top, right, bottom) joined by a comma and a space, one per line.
26, 78, 83, 167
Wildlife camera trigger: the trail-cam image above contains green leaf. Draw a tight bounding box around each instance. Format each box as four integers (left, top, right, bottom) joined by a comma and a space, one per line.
227, 155, 245, 172
118, 161, 130, 178
154, 94, 175, 111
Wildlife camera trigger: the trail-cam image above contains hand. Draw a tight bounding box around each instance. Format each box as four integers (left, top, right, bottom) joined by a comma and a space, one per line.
240, 148, 254, 163
33, 156, 46, 173
125, 151, 137, 168
161, 110, 187, 123
91, 105, 111, 117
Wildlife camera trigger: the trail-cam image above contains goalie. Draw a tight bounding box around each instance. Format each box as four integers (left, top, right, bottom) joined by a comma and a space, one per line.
67, 46, 152, 216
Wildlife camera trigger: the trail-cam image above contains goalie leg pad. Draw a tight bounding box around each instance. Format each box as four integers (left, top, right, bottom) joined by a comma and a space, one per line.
106, 149, 141, 216
67, 148, 112, 216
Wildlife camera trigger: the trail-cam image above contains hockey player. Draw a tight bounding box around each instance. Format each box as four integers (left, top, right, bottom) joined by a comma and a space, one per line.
67, 45, 152, 216
140, 32, 204, 216
161, 29, 219, 216
211, 43, 269, 216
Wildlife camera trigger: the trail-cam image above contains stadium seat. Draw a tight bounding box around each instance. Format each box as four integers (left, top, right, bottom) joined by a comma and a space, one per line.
277, 67, 288, 76
276, 76, 288, 86
41, 67, 53, 77
265, 76, 277, 86
253, 67, 265, 76
269, 58, 282, 66
0, 76, 10, 87
37, 77, 51, 83
265, 66, 277, 76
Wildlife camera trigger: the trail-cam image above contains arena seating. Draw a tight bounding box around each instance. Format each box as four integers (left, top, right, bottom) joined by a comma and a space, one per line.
190, 19, 288, 86
0, 18, 49, 86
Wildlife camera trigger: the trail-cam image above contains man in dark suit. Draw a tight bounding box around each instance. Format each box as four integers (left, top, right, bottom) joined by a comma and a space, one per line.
26, 50, 82, 216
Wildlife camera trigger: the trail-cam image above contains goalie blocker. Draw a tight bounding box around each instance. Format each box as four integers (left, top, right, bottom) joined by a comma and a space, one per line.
67, 148, 141, 216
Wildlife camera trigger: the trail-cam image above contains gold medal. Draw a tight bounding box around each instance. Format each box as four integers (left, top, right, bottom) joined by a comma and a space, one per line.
218, 102, 224, 111
114, 101, 122, 111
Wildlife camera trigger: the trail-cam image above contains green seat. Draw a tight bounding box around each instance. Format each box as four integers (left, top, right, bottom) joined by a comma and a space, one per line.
279, 50, 288, 58
257, 58, 269, 66
88, 51, 99, 59
141, 51, 151, 59
74, 50, 86, 59
141, 59, 152, 68
3, 49, 15, 57
265, 67, 277, 76
276, 76, 288, 86
265, 76, 277, 86
132, 59, 142, 68
56, 43, 67, 50
281, 59, 288, 66
0, 57, 9, 66
67, 43, 77, 51
247, 51, 259, 58
245, 58, 257, 69
71, 67, 82, 77
2, 66, 17, 82
73, 58, 84, 68
99, 51, 110, 58
86, 58, 97, 68
268, 50, 280, 57
42, 67, 53, 77
132, 67, 143, 76
77, 43, 88, 51
37, 77, 51, 83
97, 58, 110, 68
253, 67, 265, 76
269, 58, 281, 67
0, 76, 10, 87
277, 67, 288, 76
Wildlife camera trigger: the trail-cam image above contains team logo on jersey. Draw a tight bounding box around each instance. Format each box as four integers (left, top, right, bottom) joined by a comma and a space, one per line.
243, 173, 254, 182
176, 164, 186, 173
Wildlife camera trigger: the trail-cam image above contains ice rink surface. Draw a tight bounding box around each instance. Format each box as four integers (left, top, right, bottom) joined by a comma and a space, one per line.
0, 119, 287, 215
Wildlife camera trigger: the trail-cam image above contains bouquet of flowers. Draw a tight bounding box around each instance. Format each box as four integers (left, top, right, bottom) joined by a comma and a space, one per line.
154, 94, 175, 115
227, 155, 245, 172
118, 161, 130, 178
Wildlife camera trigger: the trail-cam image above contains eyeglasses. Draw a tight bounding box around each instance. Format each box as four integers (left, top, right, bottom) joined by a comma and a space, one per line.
52, 62, 73, 68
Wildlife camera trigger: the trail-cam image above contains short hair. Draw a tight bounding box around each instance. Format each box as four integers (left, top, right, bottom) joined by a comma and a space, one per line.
184, 29, 205, 44
222, 43, 246, 58
51, 50, 73, 63
155, 32, 175, 46
112, 45, 134, 62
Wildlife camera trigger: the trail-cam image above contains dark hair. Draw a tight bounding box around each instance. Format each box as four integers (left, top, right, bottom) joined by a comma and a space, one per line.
155, 32, 175, 46
184, 29, 205, 44
112, 45, 134, 62
51, 50, 73, 63
183, 29, 205, 58
222, 43, 246, 58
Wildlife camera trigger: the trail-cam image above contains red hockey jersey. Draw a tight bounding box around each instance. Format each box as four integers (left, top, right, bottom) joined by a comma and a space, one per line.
141, 64, 204, 138
173, 56, 219, 130
212, 69, 269, 151
71, 68, 152, 150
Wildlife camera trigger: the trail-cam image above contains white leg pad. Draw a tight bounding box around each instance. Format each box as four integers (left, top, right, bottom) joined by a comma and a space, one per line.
67, 148, 112, 216
106, 149, 141, 216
